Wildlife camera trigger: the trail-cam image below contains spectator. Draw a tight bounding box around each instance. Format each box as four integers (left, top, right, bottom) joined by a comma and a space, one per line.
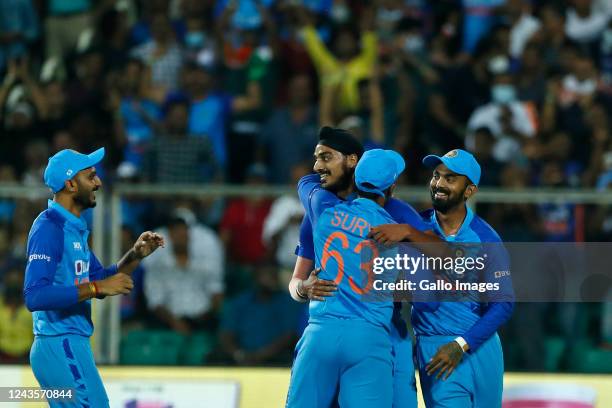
461, 0, 505, 54
262, 163, 309, 279
37, 80, 70, 140
273, 4, 316, 103
131, 12, 183, 93
0, 263, 33, 363
143, 212, 225, 334
466, 56, 537, 163
98, 6, 132, 71
537, 161, 575, 242
45, 0, 94, 63
470, 127, 504, 186
181, 62, 231, 169
565, 0, 611, 45
142, 96, 219, 183
218, 263, 303, 365
219, 164, 272, 266
0, 0, 38, 72
259, 74, 318, 184
215, 1, 272, 182
110, 58, 161, 168
503, 0, 541, 59
21, 139, 49, 186
182, 0, 217, 66
537, 5, 566, 70
427, 38, 491, 152
297, 5, 378, 115
516, 43, 547, 107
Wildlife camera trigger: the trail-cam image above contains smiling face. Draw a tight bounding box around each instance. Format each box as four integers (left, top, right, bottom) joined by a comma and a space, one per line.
429, 163, 474, 213
70, 167, 102, 209
312, 144, 357, 193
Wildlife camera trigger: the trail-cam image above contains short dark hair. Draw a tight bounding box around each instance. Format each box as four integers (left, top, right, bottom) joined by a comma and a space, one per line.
356, 182, 393, 201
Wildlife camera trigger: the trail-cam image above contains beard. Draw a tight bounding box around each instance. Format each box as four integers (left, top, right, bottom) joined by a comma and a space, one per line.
431, 186, 466, 214
321, 163, 354, 194
74, 188, 97, 209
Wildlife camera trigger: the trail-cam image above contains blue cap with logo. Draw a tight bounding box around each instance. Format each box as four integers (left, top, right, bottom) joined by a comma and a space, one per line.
355, 149, 405, 197
422, 149, 481, 186
44, 148, 105, 193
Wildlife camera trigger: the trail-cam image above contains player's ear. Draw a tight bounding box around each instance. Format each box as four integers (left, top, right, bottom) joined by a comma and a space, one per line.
65, 178, 77, 193
387, 183, 396, 198
464, 184, 478, 200
346, 154, 358, 169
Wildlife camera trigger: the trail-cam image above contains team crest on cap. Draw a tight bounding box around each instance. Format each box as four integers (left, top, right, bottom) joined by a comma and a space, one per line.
66, 169, 73, 176
444, 150, 458, 158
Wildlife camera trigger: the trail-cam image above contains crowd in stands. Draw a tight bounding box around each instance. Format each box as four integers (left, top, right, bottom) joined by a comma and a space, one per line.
0, 0, 611, 370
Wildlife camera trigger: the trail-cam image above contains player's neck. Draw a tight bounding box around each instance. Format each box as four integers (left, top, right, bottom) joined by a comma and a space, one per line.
435, 204, 467, 237
336, 184, 355, 200
53, 196, 83, 218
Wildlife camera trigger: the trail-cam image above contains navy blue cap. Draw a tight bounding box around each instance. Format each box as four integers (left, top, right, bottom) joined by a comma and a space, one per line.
355, 149, 405, 197
422, 149, 481, 186
44, 148, 105, 193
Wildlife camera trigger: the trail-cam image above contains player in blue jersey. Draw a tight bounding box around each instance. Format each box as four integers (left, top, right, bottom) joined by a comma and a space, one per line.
370, 149, 514, 408
24, 148, 164, 407
287, 127, 439, 408
286, 148, 411, 408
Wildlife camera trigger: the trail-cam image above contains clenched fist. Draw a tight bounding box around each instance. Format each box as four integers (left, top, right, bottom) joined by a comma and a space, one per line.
96, 273, 134, 296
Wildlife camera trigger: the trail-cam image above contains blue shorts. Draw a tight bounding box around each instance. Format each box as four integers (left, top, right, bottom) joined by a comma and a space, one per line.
286, 318, 393, 408
416, 334, 503, 408
390, 326, 417, 408
30, 334, 109, 408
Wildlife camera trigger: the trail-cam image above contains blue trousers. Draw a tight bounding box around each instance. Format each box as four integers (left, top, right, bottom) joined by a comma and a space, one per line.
416, 334, 503, 408
30, 334, 109, 408
390, 327, 417, 408
286, 318, 393, 408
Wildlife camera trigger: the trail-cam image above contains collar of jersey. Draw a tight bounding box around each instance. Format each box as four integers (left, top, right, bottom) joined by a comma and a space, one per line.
353, 197, 383, 210
345, 192, 358, 201
48, 200, 88, 232
430, 205, 474, 242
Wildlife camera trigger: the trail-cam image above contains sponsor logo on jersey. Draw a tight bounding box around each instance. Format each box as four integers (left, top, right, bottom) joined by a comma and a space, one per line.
28, 253, 51, 263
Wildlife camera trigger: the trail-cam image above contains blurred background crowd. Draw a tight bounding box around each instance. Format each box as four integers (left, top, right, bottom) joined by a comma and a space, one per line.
0, 0, 611, 372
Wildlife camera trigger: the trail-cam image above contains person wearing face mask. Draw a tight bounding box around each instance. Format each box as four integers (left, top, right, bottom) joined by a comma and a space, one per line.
466, 56, 537, 163
0, 264, 33, 363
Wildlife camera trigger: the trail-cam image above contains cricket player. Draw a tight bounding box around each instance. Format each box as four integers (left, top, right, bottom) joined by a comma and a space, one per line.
288, 127, 438, 408
286, 148, 412, 408
24, 147, 164, 407
370, 149, 515, 408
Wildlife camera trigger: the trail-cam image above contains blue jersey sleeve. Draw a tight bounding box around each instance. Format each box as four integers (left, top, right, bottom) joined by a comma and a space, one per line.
463, 243, 515, 351
23, 222, 79, 312
297, 174, 342, 226
89, 252, 118, 281
294, 215, 315, 261
385, 198, 430, 231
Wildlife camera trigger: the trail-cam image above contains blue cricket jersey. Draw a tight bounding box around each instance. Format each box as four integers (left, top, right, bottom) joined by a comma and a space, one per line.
295, 174, 429, 261
298, 174, 413, 331
295, 174, 430, 336
412, 206, 515, 351
23, 200, 117, 337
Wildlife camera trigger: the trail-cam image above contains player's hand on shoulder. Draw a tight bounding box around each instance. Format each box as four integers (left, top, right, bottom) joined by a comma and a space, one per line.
368, 224, 412, 245
301, 268, 337, 301
96, 273, 134, 296
133, 231, 165, 259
